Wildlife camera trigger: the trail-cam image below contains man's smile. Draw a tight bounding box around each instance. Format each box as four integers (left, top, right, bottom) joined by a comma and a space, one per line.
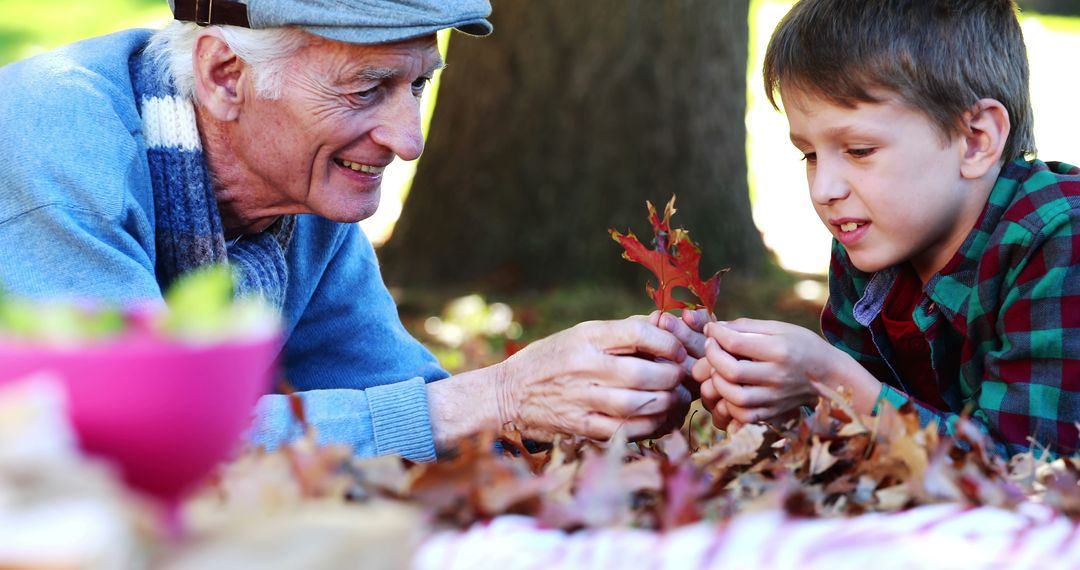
333, 157, 386, 175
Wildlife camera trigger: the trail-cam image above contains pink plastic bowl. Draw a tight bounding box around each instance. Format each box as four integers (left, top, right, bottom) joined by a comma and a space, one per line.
0, 333, 279, 501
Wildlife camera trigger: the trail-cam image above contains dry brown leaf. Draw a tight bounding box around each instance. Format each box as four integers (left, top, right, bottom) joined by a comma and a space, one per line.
695, 423, 767, 473
809, 436, 840, 476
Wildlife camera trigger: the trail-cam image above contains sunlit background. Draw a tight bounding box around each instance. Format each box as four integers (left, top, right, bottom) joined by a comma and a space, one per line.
4, 0, 1076, 277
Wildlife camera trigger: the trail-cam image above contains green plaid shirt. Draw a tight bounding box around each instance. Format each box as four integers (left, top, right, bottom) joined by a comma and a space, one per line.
822, 159, 1080, 457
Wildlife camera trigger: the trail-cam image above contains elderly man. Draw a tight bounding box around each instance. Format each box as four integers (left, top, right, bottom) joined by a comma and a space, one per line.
0, 0, 698, 460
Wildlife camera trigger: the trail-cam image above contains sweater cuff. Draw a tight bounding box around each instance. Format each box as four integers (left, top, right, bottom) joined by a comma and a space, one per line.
873, 384, 910, 415
367, 377, 437, 462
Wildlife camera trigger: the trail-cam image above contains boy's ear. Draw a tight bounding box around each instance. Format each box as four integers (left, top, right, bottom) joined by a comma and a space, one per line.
192, 29, 247, 122
959, 98, 1010, 180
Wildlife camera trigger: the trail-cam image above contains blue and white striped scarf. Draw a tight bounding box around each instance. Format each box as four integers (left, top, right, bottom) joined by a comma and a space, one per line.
129, 45, 294, 308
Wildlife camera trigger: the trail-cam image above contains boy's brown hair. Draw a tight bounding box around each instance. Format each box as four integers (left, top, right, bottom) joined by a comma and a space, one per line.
763, 0, 1035, 162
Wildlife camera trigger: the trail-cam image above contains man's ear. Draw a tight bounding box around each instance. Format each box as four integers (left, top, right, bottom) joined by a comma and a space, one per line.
192, 29, 247, 122
959, 98, 1010, 180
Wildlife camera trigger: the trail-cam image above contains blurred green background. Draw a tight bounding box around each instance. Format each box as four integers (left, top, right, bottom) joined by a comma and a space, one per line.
0, 0, 170, 65
2, 1, 1077, 372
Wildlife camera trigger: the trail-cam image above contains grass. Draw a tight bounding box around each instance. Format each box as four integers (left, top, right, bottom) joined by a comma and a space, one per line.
0, 0, 169, 66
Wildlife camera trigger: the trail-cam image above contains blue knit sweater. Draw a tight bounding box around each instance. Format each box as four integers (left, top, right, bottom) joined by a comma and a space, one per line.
0, 30, 448, 461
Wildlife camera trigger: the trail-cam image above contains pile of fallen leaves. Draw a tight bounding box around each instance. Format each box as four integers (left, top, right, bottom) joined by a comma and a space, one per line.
367, 390, 1080, 530
195, 387, 1080, 534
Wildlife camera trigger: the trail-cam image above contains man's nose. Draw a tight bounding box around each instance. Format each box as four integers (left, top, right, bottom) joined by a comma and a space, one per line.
370, 90, 425, 161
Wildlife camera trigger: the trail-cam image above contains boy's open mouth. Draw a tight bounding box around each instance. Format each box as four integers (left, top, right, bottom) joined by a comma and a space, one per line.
840, 222, 863, 233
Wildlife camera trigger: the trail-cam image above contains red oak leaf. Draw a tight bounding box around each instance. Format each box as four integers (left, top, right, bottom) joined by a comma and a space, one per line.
609, 195, 728, 315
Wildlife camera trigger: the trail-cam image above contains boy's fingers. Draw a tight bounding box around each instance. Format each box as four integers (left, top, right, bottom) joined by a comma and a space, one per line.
708, 374, 773, 408
692, 356, 715, 382
704, 335, 789, 389
722, 318, 790, 335
710, 399, 733, 428
702, 337, 776, 386
700, 373, 722, 406
702, 336, 741, 376
708, 323, 786, 363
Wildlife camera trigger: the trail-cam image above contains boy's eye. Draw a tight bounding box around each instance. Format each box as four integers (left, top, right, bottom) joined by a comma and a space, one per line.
847, 147, 876, 158
801, 152, 817, 163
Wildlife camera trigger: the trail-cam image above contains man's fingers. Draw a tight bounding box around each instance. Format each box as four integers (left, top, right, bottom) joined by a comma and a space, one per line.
604, 356, 684, 391
681, 308, 712, 332
580, 412, 668, 441
586, 386, 676, 418
648, 310, 663, 327
680, 370, 701, 400
658, 312, 707, 359
592, 319, 688, 363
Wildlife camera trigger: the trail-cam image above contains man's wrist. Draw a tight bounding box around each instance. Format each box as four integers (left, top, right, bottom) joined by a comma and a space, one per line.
428, 363, 514, 454
493, 357, 518, 431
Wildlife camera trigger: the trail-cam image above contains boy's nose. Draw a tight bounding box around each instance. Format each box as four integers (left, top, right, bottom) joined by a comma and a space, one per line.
808, 161, 850, 205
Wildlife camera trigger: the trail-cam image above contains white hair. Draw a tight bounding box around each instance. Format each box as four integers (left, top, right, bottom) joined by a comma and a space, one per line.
147, 21, 311, 100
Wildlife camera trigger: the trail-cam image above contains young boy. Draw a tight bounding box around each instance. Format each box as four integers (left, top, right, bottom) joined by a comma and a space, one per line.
675, 0, 1080, 457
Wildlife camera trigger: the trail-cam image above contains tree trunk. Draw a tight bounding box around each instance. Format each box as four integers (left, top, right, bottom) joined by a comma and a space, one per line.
382, 0, 764, 292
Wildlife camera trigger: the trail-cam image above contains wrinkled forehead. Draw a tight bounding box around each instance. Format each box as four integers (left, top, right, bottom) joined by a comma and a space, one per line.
294, 32, 443, 79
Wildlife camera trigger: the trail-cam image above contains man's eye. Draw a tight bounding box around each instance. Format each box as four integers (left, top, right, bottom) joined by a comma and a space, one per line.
801, 152, 817, 163
354, 86, 378, 101
847, 147, 875, 158
411, 77, 431, 96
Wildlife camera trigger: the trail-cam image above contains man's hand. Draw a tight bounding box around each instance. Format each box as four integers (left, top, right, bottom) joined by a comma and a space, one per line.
652, 309, 709, 376
496, 317, 689, 442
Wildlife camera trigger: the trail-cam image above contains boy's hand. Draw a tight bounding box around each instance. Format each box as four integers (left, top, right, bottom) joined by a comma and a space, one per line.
691, 318, 828, 426
699, 375, 742, 431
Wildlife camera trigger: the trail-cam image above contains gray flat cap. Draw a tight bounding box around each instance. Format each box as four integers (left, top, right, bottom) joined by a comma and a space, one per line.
170, 0, 492, 43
